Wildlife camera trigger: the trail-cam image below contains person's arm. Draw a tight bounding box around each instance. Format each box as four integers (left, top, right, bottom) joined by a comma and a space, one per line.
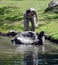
34, 11, 38, 22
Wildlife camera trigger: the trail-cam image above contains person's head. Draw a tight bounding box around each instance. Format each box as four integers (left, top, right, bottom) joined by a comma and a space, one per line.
26, 9, 31, 13
26, 9, 32, 15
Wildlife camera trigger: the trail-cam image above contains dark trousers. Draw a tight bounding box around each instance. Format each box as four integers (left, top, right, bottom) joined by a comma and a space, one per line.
24, 15, 37, 31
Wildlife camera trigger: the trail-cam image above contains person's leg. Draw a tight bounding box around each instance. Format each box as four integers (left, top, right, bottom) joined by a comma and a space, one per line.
24, 15, 29, 31
30, 18, 35, 31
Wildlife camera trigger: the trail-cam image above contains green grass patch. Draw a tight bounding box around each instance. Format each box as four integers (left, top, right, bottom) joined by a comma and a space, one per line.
0, 6, 23, 21
0, 0, 58, 39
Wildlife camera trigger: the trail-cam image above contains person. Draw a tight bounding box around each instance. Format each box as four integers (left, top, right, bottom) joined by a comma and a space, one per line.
23, 8, 38, 31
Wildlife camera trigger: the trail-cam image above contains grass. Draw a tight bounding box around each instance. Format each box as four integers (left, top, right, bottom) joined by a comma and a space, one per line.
0, 0, 58, 39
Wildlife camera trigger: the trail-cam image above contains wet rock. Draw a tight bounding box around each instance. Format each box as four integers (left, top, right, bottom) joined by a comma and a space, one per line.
0, 32, 2, 36
45, 35, 58, 44
6, 30, 17, 36
0, 30, 18, 37
11, 31, 45, 45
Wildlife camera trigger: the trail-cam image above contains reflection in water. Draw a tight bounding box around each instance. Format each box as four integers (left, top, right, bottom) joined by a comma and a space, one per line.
0, 36, 58, 65
16, 45, 45, 65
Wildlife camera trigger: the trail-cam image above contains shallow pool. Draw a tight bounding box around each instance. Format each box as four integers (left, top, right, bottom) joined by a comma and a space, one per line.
0, 36, 58, 65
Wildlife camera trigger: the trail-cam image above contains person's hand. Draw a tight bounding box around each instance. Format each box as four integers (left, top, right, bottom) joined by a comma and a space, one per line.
36, 18, 38, 22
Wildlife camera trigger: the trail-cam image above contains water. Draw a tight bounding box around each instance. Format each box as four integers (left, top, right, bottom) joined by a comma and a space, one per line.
0, 36, 58, 65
